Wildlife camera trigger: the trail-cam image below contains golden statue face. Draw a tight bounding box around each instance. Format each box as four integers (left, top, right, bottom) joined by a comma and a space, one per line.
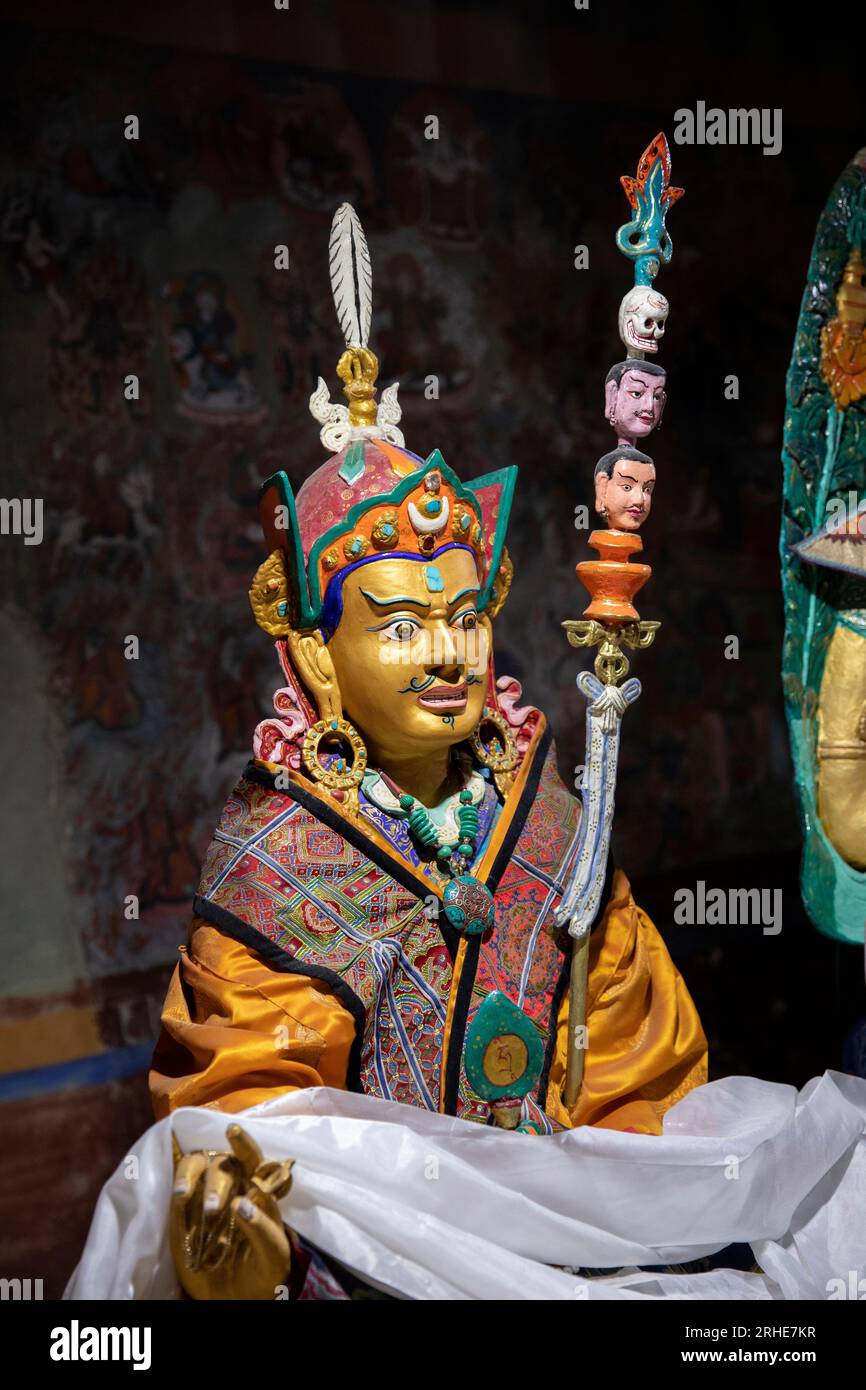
325, 548, 491, 759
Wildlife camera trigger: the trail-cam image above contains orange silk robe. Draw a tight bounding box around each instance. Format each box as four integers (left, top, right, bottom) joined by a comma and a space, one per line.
151, 867, 707, 1135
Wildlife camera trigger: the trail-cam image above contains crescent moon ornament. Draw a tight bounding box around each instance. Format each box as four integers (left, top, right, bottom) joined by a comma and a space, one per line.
408, 495, 450, 534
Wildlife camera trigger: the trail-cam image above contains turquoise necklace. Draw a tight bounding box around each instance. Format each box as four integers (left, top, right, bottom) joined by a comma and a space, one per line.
397, 784, 495, 938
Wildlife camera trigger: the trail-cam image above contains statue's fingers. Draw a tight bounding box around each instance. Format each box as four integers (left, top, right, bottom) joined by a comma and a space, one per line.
226, 1122, 264, 1179
170, 1152, 210, 1268
201, 1153, 238, 1219
231, 1195, 291, 1284
251, 1157, 295, 1203
171, 1151, 209, 1211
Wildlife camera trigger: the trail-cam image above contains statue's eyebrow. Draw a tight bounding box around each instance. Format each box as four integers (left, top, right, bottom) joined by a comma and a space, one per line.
446, 585, 480, 606
359, 588, 430, 609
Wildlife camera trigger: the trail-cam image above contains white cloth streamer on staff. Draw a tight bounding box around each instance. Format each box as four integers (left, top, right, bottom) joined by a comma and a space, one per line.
65, 1070, 866, 1302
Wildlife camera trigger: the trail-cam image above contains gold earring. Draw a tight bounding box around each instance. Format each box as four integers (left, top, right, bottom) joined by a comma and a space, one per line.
470, 708, 520, 798
302, 717, 367, 813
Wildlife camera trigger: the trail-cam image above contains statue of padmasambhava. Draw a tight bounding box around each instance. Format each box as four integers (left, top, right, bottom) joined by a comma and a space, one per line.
153, 186, 707, 1299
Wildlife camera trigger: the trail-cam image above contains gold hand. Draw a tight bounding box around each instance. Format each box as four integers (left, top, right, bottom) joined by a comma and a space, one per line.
170, 1124, 295, 1301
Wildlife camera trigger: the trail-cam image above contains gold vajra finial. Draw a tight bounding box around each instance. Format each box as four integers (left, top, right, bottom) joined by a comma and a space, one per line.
337, 346, 379, 427
836, 247, 866, 330
562, 618, 660, 685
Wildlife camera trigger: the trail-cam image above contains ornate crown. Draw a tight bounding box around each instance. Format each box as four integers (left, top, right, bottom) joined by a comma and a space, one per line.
250, 205, 516, 637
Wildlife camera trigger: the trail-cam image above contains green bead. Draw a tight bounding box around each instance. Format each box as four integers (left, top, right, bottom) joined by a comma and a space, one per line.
459, 789, 473, 804
408, 808, 439, 847
458, 840, 474, 857
399, 794, 415, 812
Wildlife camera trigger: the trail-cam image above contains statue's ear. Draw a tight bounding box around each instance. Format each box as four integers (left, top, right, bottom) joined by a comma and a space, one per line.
594, 471, 609, 517
285, 629, 341, 721
604, 378, 619, 419
658, 389, 667, 423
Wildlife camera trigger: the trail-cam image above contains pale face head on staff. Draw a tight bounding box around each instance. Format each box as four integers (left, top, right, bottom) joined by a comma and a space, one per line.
604, 361, 667, 443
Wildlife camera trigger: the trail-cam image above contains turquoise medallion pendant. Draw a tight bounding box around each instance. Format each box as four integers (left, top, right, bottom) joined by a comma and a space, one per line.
464, 991, 545, 1130
442, 874, 494, 935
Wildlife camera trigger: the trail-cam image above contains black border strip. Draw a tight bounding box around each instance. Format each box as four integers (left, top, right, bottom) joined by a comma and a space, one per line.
441, 724, 553, 1114
193, 893, 365, 1093
442, 934, 482, 1116
482, 723, 553, 893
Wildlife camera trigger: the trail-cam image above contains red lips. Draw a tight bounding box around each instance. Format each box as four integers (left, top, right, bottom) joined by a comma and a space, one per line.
417, 682, 468, 711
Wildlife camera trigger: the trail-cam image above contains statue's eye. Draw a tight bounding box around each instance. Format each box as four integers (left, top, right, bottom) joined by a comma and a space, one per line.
379, 617, 420, 641
451, 607, 478, 631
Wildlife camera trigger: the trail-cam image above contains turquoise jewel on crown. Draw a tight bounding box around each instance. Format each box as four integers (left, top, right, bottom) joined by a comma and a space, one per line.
442, 874, 494, 936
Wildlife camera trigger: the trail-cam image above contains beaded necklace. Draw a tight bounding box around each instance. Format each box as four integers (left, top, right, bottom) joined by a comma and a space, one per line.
392, 773, 495, 938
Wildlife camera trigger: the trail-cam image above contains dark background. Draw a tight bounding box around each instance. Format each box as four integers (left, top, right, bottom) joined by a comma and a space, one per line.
0, 0, 864, 1295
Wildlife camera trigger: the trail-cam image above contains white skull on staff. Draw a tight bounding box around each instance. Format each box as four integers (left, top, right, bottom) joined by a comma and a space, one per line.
618, 287, 669, 356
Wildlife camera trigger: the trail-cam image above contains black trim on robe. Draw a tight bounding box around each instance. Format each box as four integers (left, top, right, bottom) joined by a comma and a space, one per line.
441, 724, 555, 1114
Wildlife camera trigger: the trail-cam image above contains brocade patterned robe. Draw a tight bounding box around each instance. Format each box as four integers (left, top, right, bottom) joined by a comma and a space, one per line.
152, 716, 707, 1134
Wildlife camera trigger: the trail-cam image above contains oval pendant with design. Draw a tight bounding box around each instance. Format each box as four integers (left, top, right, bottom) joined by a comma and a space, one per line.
442, 874, 494, 936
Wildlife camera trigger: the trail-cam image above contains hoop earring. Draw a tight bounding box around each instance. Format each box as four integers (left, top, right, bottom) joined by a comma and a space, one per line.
302, 717, 367, 812
469, 708, 520, 798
